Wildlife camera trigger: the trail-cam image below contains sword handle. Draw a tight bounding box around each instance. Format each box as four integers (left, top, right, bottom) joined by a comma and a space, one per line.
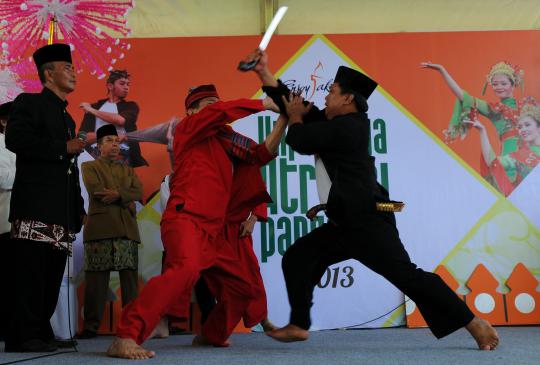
237, 59, 259, 72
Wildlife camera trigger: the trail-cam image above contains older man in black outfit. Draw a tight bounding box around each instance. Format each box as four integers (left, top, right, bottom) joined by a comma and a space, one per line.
4, 44, 85, 352
246, 50, 499, 351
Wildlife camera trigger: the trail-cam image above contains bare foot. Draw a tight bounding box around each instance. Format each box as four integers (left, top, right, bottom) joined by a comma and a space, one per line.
106, 337, 156, 360
266, 324, 309, 343
149, 317, 169, 339
192, 333, 230, 347
465, 317, 499, 350
260, 318, 278, 332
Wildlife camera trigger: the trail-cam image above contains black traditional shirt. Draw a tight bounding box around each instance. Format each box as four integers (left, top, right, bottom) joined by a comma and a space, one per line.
5, 87, 85, 252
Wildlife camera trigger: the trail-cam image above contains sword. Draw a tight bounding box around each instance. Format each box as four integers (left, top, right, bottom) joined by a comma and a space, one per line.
237, 6, 288, 71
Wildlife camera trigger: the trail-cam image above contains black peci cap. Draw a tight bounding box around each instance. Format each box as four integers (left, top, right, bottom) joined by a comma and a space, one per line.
0, 101, 13, 118
334, 66, 377, 100
96, 124, 118, 140
32, 43, 72, 70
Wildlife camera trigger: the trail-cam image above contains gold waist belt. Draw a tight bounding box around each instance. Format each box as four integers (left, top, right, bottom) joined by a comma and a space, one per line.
375, 201, 405, 212
305, 201, 405, 221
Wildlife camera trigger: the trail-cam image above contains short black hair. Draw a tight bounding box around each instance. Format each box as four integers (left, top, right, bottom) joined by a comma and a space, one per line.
339, 84, 368, 113
107, 69, 130, 85
38, 62, 55, 84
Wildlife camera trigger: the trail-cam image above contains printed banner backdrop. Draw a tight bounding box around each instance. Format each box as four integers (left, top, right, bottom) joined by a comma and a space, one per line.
120, 32, 538, 330
3, 30, 539, 331
225, 34, 540, 328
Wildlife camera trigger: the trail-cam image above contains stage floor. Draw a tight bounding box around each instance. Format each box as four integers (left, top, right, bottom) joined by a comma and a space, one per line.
1, 326, 538, 365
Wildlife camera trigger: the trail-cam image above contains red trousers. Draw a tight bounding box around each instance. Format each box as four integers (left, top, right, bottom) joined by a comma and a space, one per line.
116, 217, 257, 345
212, 223, 268, 328
237, 233, 268, 327
165, 222, 268, 327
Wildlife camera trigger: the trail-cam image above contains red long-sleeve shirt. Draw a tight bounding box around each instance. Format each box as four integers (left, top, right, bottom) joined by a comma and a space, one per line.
162, 99, 270, 237
226, 160, 272, 224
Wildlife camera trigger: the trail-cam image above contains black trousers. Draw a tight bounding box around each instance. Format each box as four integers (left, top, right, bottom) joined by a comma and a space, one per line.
5, 239, 67, 347
282, 213, 474, 339
83, 269, 138, 332
0, 232, 12, 341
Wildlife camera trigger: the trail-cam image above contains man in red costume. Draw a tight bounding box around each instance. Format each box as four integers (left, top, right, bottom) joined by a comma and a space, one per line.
152, 121, 285, 339
215, 115, 288, 333
191, 138, 282, 344
107, 85, 285, 359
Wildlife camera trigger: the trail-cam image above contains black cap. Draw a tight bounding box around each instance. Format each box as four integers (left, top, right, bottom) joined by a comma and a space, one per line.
0, 101, 13, 118
334, 66, 377, 100
32, 44, 72, 70
96, 124, 118, 140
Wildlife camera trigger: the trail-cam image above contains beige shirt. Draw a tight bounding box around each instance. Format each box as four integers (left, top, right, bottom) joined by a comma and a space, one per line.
81, 157, 142, 243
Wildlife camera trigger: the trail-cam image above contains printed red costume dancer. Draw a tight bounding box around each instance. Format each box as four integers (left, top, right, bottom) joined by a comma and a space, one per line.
107, 85, 284, 359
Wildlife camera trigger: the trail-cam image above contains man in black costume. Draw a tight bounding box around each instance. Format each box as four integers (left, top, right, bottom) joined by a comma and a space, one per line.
4, 44, 85, 352
245, 50, 499, 351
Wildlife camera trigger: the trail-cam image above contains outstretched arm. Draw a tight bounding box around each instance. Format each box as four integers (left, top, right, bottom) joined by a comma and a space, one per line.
80, 102, 127, 126
420, 62, 464, 101
463, 119, 496, 165
240, 114, 288, 166
176, 99, 276, 151
247, 50, 325, 123
247, 50, 279, 87
264, 114, 288, 155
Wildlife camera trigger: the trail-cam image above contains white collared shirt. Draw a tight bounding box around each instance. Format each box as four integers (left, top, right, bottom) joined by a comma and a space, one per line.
315, 155, 331, 204
0, 133, 16, 234
92, 102, 129, 151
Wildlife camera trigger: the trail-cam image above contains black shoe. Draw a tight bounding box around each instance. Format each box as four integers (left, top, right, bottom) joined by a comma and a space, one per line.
76, 330, 97, 339
5, 339, 58, 352
52, 339, 78, 348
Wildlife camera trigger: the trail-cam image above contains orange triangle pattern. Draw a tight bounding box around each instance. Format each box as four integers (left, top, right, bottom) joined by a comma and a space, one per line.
407, 263, 540, 327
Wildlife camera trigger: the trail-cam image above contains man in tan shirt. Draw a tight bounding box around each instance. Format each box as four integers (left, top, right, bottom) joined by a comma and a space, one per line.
79, 124, 143, 339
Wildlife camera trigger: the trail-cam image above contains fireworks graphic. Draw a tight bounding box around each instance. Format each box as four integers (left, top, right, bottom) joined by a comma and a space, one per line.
0, 57, 41, 103
0, 0, 134, 80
